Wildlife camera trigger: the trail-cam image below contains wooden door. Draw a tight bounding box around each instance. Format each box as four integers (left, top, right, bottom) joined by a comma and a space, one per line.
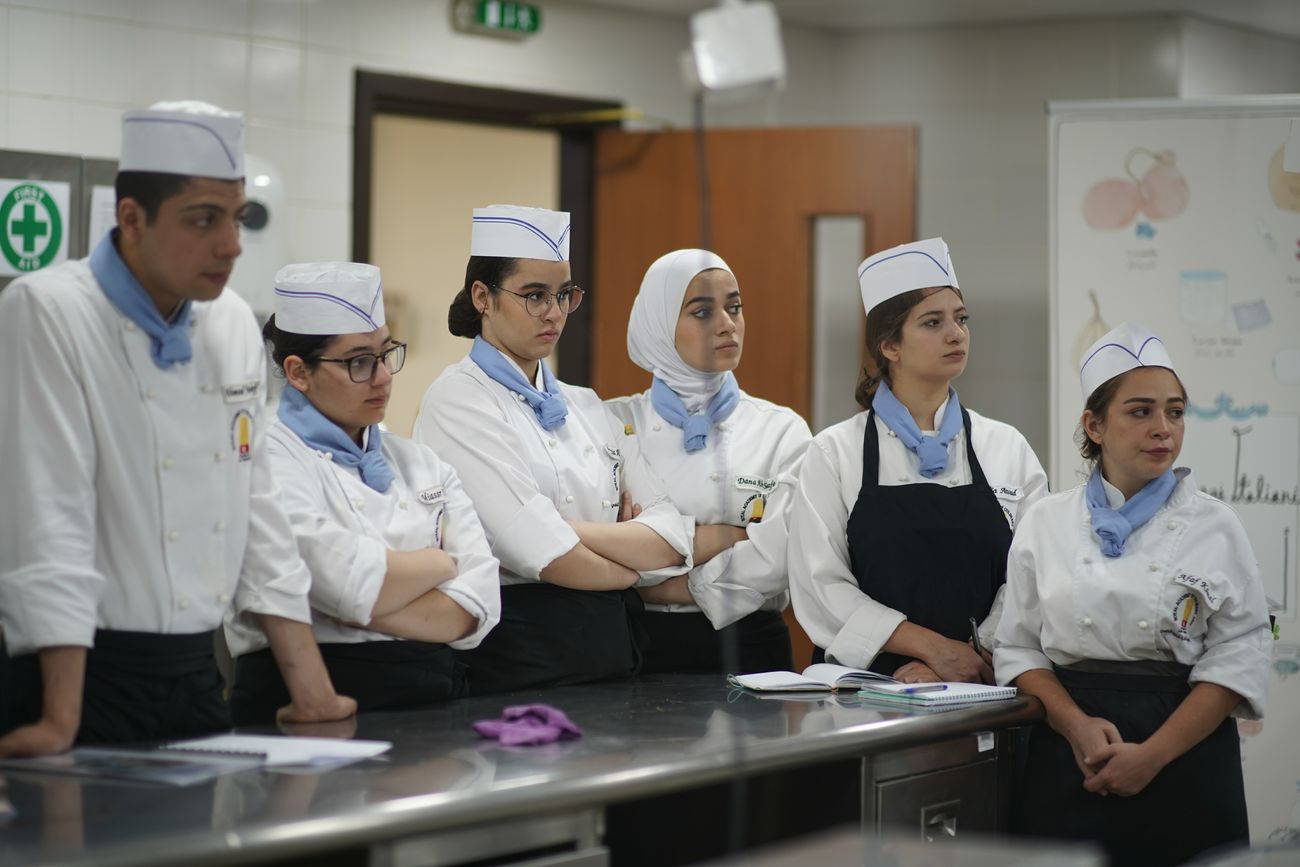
591, 126, 917, 667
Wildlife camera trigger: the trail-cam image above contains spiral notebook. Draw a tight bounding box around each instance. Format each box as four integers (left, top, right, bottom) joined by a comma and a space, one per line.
159, 734, 391, 768
856, 682, 1017, 707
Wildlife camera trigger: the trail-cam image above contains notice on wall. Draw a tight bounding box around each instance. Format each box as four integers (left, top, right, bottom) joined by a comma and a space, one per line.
88, 184, 117, 252
0, 179, 71, 277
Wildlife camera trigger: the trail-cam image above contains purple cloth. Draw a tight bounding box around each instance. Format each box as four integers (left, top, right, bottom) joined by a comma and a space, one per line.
473, 704, 584, 746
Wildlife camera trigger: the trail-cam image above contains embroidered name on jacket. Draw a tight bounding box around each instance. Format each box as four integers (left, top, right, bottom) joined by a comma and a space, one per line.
222, 381, 260, 403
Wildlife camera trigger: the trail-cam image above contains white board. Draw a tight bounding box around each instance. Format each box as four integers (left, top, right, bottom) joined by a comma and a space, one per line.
1050, 96, 1300, 842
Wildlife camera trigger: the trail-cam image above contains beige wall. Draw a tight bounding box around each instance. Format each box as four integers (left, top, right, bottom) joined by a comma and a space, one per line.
370, 114, 558, 436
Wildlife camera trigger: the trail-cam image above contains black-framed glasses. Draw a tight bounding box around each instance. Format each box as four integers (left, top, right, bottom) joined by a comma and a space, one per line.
317, 342, 407, 383
497, 285, 585, 318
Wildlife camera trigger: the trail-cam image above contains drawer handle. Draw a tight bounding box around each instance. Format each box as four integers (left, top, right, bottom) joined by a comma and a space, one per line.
921, 799, 960, 843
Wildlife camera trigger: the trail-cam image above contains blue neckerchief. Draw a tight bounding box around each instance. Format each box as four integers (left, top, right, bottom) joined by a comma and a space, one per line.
1085, 467, 1178, 558
90, 231, 192, 369
650, 374, 739, 453
871, 380, 964, 478
469, 336, 567, 431
278, 385, 394, 493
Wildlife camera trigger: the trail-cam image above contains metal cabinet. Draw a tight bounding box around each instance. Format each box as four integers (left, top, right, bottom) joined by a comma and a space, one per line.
864, 730, 1011, 842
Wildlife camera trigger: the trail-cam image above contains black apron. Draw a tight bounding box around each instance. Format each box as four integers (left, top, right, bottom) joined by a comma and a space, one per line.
456, 583, 644, 695
813, 408, 1012, 674
638, 609, 792, 675
0, 629, 229, 744
1014, 664, 1248, 867
230, 638, 463, 725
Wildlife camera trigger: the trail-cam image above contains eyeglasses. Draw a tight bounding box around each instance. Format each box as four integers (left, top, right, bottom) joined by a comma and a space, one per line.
497, 285, 585, 318
316, 342, 407, 383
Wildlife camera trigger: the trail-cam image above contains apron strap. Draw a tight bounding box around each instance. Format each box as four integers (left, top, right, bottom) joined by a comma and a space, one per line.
862, 409, 881, 488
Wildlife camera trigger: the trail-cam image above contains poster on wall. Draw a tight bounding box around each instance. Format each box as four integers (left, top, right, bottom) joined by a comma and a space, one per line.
1051, 97, 1300, 843
0, 179, 71, 277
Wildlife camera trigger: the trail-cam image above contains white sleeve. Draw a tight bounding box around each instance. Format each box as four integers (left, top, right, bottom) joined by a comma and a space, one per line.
992, 521, 1053, 685
614, 413, 695, 583
432, 459, 502, 650
233, 388, 314, 627
787, 437, 904, 669
1187, 511, 1272, 720
263, 436, 387, 626
0, 284, 104, 654
1016, 433, 1050, 515
413, 377, 578, 581
690, 415, 812, 629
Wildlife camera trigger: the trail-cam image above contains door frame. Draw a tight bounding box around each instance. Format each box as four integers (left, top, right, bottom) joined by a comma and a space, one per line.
352, 70, 620, 384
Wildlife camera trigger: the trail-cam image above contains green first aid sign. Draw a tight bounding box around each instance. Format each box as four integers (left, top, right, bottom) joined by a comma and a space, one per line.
0, 180, 70, 276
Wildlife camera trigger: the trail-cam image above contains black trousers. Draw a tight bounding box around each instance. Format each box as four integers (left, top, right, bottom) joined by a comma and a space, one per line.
230, 639, 463, 725
456, 584, 645, 695
638, 609, 792, 675
1013, 665, 1249, 867
0, 629, 229, 745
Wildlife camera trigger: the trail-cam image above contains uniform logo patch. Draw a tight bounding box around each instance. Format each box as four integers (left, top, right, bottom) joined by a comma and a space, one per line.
230, 409, 253, 462
222, 381, 260, 403
1171, 592, 1199, 636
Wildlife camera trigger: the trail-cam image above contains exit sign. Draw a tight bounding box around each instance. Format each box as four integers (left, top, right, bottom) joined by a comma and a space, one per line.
452, 0, 542, 39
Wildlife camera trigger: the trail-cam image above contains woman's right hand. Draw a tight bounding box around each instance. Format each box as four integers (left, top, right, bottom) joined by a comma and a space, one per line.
920, 636, 994, 684
1057, 713, 1123, 785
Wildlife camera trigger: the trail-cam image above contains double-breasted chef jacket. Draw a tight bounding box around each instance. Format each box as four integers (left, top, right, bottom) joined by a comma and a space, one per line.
605, 390, 811, 628
226, 420, 501, 654
994, 468, 1270, 718
0, 259, 311, 655
789, 400, 1048, 670
414, 351, 694, 586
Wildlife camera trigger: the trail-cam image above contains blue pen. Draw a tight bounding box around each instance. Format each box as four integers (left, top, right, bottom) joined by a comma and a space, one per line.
901, 684, 948, 694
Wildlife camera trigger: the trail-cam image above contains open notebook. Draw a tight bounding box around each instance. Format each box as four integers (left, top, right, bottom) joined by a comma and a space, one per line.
728, 663, 902, 692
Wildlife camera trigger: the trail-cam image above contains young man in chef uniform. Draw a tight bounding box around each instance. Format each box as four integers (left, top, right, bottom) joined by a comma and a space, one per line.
0, 101, 356, 757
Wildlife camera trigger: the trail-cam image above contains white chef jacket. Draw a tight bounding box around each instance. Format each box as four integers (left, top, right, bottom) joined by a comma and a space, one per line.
224, 419, 502, 656
994, 468, 1271, 719
605, 390, 812, 628
0, 260, 311, 657
412, 350, 694, 585
788, 399, 1048, 670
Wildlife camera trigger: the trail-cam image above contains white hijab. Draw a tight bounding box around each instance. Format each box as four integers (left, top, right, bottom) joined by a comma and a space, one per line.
627, 249, 735, 411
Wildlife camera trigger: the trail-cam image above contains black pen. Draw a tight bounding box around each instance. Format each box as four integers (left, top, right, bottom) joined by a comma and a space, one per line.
969, 616, 985, 657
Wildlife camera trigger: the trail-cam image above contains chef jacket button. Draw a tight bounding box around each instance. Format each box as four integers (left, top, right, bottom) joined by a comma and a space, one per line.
200, 383, 212, 394
565, 495, 575, 504
178, 598, 190, 610
709, 472, 721, 482
145, 388, 157, 400
898, 476, 909, 483
1082, 556, 1092, 565
1167, 521, 1177, 530
1138, 620, 1150, 629
214, 451, 225, 463
549, 439, 558, 448
585, 444, 594, 454
353, 499, 364, 510
124, 320, 136, 331
887, 429, 898, 438
718, 422, 728, 431
652, 424, 662, 432
515, 393, 526, 401
213, 520, 225, 533
1081, 616, 1093, 627
601, 499, 611, 509
218, 593, 230, 604
948, 479, 958, 486
162, 456, 174, 470
399, 501, 408, 510
167, 530, 180, 542
1149, 564, 1160, 572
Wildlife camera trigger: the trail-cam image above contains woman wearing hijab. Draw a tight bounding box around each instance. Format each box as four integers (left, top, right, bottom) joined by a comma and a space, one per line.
995, 324, 1269, 867
225, 262, 501, 721
413, 205, 694, 694
606, 250, 811, 674
789, 238, 1048, 683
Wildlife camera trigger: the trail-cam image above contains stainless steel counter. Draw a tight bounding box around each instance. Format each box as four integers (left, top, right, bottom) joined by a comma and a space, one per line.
0, 675, 1042, 867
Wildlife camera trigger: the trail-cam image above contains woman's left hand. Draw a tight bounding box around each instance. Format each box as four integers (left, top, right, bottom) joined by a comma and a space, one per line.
1081, 742, 1165, 796
618, 491, 643, 522
892, 661, 941, 683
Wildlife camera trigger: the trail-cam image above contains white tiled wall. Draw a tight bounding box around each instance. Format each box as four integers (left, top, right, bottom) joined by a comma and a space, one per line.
2, 0, 1297, 454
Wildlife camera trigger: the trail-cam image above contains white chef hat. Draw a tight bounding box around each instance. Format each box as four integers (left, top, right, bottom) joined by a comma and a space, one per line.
857, 237, 959, 316
471, 205, 570, 261
1079, 323, 1177, 401
119, 100, 244, 180
273, 262, 385, 335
